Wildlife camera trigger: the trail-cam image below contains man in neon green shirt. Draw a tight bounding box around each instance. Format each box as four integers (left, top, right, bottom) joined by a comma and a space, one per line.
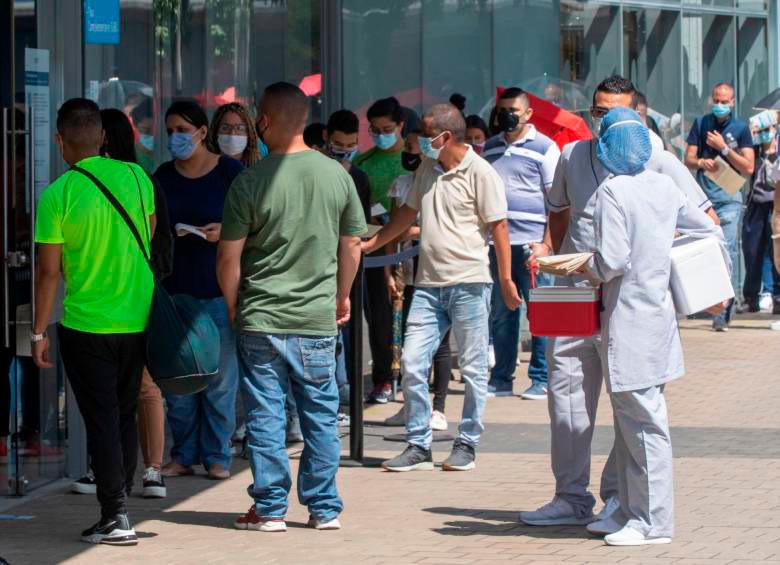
32, 98, 155, 546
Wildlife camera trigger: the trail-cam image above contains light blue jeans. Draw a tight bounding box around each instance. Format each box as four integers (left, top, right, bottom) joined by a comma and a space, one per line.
165, 297, 238, 468
238, 332, 343, 521
402, 283, 492, 450
713, 201, 741, 325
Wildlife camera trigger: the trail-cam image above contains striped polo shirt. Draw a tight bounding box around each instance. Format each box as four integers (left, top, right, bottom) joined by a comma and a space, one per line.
483, 126, 560, 245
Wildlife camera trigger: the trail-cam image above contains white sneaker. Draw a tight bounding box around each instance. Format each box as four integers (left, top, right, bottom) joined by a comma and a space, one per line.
488, 345, 496, 369
430, 410, 448, 431
587, 515, 622, 536
594, 496, 619, 522
307, 516, 342, 530
383, 407, 405, 426
519, 497, 594, 526
770, 320, 780, 331
759, 293, 773, 311
604, 525, 671, 546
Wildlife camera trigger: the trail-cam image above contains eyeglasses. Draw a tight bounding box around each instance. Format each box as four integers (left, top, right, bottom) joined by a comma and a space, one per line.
218, 123, 249, 135
589, 106, 610, 119
368, 126, 397, 136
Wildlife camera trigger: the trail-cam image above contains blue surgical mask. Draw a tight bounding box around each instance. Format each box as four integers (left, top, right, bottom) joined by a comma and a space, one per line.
419, 132, 446, 161
168, 132, 197, 160
592, 117, 603, 138
758, 129, 775, 145
258, 138, 269, 157
329, 145, 357, 162
372, 131, 398, 150
138, 134, 154, 152
712, 103, 732, 119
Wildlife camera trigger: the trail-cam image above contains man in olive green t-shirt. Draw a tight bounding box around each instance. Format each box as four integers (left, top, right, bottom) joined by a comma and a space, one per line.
32, 99, 155, 546
218, 82, 364, 532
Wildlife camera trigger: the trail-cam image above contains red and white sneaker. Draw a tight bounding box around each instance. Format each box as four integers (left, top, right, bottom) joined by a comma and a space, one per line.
233, 506, 287, 532
307, 515, 341, 530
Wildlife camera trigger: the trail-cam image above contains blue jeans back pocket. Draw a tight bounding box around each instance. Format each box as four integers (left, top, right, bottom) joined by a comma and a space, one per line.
300, 336, 336, 384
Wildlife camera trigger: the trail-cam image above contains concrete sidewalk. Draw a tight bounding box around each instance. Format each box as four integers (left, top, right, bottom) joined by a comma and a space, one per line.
1, 318, 778, 564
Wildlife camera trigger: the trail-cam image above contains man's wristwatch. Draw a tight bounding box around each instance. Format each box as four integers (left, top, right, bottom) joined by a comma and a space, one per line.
721, 146, 731, 157
30, 330, 48, 343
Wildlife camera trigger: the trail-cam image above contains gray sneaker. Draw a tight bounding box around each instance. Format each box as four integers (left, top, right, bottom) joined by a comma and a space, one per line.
442, 440, 476, 471
382, 444, 433, 472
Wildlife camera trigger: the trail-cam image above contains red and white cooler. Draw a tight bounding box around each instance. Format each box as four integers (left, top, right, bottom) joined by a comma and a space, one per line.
528, 271, 602, 337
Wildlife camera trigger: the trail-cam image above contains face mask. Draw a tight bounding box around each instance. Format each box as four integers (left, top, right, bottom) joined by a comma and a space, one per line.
257, 137, 269, 157
401, 151, 422, 172
372, 131, 398, 150
138, 134, 154, 152
218, 134, 248, 156
712, 103, 732, 119
758, 129, 775, 145
592, 117, 603, 138
471, 143, 485, 155
329, 145, 357, 162
497, 109, 521, 133
168, 131, 198, 160
419, 132, 446, 161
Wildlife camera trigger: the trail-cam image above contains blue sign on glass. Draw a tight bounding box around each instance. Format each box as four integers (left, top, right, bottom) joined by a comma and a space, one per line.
84, 0, 121, 45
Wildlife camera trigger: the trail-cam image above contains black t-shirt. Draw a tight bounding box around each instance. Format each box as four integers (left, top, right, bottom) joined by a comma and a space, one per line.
348, 164, 372, 223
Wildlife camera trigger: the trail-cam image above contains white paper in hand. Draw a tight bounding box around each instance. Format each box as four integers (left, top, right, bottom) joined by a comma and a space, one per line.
175, 223, 207, 240
370, 203, 387, 217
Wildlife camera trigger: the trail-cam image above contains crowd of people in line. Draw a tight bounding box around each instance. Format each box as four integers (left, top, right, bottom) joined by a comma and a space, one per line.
27, 72, 778, 548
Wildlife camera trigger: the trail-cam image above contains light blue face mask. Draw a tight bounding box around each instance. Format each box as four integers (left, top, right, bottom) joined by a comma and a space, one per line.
372, 131, 398, 150
758, 129, 775, 145
258, 138, 269, 157
419, 132, 446, 161
138, 134, 154, 152
712, 103, 732, 119
168, 132, 197, 160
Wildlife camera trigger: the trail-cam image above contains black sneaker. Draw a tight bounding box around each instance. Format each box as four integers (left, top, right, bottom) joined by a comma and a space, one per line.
382, 444, 433, 472
71, 472, 97, 495
773, 298, 780, 316
80, 514, 138, 546
736, 299, 759, 314
442, 440, 476, 471
142, 467, 167, 498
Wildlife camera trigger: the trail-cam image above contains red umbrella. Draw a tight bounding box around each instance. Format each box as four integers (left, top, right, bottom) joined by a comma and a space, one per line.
299, 73, 322, 97
495, 87, 592, 150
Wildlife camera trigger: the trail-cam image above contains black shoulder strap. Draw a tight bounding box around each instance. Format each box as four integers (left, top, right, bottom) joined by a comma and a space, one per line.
70, 165, 151, 264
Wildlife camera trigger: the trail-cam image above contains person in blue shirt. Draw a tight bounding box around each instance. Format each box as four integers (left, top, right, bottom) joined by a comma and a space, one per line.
155, 100, 245, 481
685, 82, 755, 331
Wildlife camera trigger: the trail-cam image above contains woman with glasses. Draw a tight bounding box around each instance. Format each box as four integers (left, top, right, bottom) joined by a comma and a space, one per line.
155, 100, 244, 481
353, 96, 409, 404
207, 102, 260, 168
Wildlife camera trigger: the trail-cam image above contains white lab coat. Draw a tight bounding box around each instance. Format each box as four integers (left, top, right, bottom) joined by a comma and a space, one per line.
587, 169, 729, 393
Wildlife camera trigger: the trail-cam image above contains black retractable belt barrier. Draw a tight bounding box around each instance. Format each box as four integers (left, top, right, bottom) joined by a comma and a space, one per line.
344, 259, 364, 463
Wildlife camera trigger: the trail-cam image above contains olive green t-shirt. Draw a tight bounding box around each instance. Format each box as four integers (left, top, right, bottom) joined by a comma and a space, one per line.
221, 150, 367, 336
34, 156, 155, 334
353, 147, 408, 210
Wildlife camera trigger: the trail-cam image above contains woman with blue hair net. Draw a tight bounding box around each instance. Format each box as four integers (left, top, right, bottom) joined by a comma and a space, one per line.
582, 107, 730, 546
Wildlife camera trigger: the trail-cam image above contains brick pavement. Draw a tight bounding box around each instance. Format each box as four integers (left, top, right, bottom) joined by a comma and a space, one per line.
0, 317, 778, 564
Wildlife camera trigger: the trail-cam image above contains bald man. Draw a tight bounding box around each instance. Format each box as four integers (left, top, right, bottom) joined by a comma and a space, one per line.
685, 82, 755, 331
218, 82, 366, 532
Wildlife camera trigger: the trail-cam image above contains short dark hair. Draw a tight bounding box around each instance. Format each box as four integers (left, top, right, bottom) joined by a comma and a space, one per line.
131, 96, 153, 124
465, 115, 489, 138
449, 93, 466, 113
260, 81, 309, 132
327, 109, 359, 135
56, 98, 103, 149
303, 122, 326, 148
635, 91, 648, 107
165, 99, 209, 129
593, 75, 637, 107
367, 96, 404, 124
100, 108, 137, 164
499, 87, 530, 107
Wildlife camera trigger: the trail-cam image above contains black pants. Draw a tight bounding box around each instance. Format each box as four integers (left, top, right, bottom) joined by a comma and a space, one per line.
364, 266, 394, 387
742, 200, 780, 301
403, 285, 451, 413
58, 325, 145, 519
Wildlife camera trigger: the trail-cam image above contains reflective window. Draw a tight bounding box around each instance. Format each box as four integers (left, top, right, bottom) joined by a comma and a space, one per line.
684, 0, 734, 7
682, 13, 736, 133
624, 8, 683, 152
737, 17, 769, 118
737, 0, 768, 9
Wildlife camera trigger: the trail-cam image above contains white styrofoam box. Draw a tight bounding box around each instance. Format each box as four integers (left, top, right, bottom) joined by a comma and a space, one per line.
670, 236, 734, 316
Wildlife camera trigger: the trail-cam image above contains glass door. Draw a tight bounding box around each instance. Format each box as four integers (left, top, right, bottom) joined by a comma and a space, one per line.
1, 0, 67, 497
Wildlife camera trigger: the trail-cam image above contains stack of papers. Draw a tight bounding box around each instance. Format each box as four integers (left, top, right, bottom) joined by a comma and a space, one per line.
704, 156, 746, 195
175, 223, 207, 240
536, 253, 594, 276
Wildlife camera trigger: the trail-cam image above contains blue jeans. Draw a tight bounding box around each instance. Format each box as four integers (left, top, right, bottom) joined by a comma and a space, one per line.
238, 332, 343, 521
714, 201, 742, 325
165, 297, 238, 468
402, 283, 491, 450
488, 246, 549, 387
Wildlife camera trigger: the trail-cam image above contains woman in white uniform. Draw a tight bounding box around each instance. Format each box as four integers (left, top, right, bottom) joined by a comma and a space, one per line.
583, 107, 729, 546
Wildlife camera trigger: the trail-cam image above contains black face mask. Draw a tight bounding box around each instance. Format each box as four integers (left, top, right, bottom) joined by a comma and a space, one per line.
497, 108, 521, 133
401, 151, 422, 172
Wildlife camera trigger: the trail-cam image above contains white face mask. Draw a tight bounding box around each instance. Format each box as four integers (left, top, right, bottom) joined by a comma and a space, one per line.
218, 134, 248, 156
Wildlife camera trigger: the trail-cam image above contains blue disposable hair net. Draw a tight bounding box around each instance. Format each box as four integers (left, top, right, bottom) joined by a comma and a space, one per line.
596, 107, 651, 176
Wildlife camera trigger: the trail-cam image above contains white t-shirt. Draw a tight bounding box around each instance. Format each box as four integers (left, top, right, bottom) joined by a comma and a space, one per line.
404, 146, 508, 287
